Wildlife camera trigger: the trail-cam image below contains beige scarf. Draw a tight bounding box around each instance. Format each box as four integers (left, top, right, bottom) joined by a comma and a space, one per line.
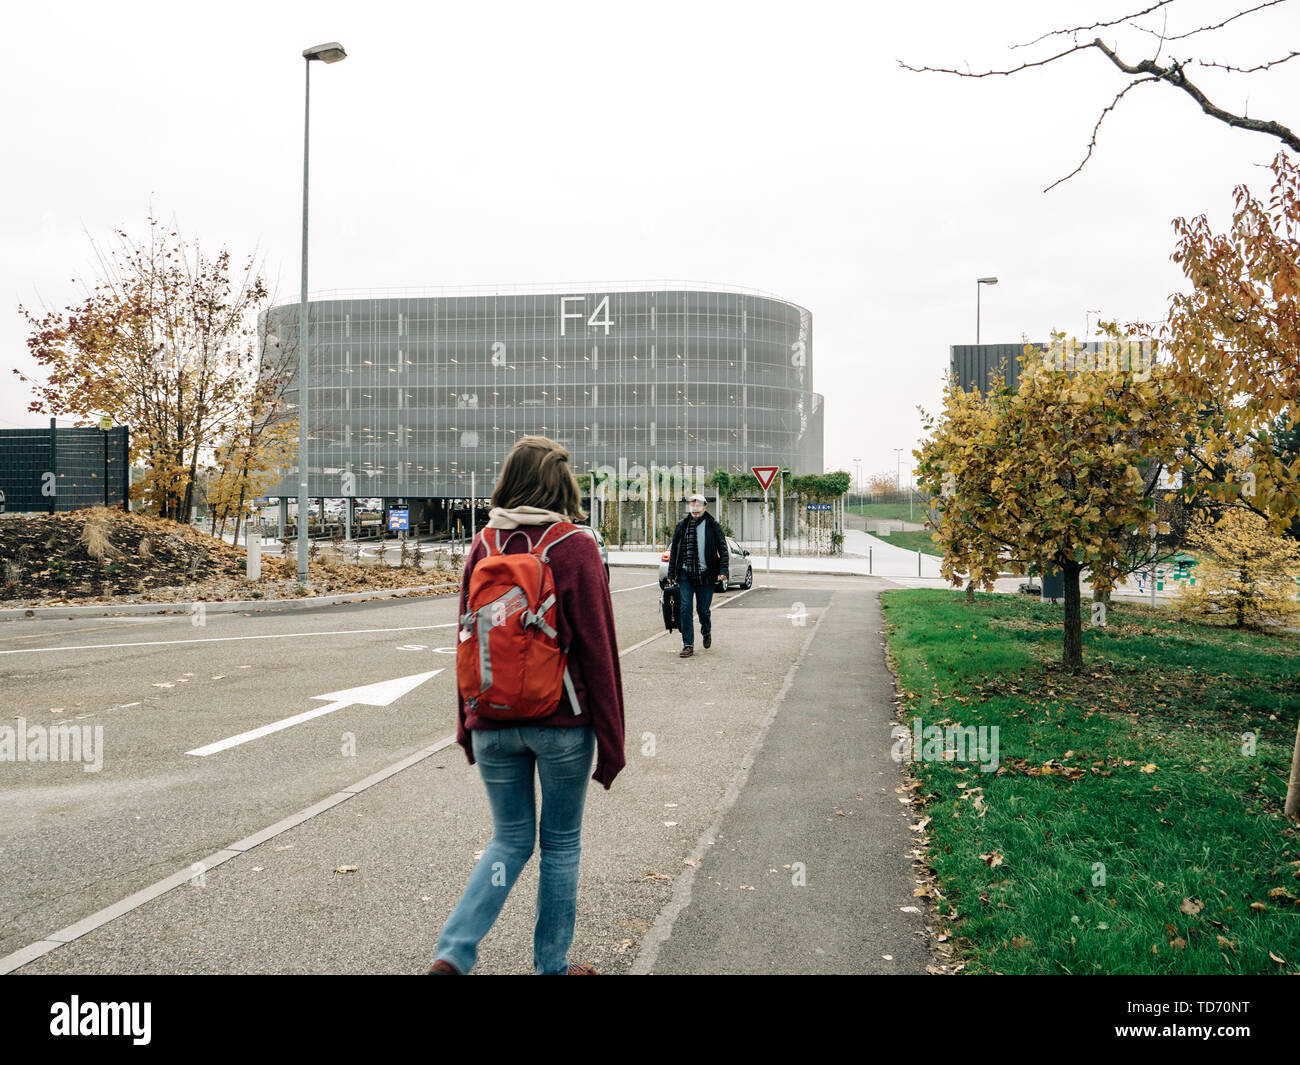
486, 505, 572, 529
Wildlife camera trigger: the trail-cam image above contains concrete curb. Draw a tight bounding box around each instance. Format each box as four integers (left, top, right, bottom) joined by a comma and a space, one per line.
0, 582, 460, 622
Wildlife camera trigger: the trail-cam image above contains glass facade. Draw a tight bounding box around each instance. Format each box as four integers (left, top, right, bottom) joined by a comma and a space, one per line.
263, 286, 823, 501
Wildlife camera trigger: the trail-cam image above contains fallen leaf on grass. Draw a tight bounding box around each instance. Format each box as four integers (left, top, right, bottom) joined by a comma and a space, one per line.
1179, 898, 1204, 916
1140, 763, 1158, 774
1250, 901, 1267, 912
979, 851, 1004, 868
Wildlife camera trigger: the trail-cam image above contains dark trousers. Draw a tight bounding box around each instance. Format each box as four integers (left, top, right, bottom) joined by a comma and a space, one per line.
678, 570, 714, 648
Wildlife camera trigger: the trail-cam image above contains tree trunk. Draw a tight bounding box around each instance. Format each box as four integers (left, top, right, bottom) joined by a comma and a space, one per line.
965, 578, 976, 603
1285, 711, 1300, 820
1062, 561, 1084, 671
232, 485, 246, 547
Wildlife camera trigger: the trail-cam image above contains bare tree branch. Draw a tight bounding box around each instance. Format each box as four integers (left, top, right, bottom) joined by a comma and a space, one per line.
1010, 0, 1173, 49
1202, 49, 1300, 73
1091, 38, 1300, 152
897, 41, 1095, 78
902, 6, 1300, 191
1044, 76, 1162, 193
1156, 0, 1288, 41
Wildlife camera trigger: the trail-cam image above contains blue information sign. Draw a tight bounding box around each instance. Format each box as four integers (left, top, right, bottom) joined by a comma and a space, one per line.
387, 508, 409, 531
806, 503, 832, 511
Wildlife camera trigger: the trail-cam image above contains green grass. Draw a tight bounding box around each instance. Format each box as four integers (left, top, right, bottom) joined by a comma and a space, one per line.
874, 529, 943, 556
881, 588, 1300, 975
849, 502, 922, 523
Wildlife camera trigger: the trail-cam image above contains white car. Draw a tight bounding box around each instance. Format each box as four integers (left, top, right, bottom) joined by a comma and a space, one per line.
577, 524, 610, 584
659, 536, 752, 590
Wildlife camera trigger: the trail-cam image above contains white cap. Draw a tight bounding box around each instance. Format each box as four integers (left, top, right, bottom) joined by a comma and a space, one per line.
687, 493, 707, 503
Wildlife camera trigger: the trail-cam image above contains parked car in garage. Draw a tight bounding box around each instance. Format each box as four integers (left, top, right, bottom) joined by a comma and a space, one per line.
659, 536, 752, 590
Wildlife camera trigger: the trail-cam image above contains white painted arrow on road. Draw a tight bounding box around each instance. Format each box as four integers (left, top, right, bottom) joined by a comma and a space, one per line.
186, 669, 444, 757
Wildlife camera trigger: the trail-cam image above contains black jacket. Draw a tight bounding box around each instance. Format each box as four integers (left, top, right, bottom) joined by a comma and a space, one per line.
668, 511, 729, 584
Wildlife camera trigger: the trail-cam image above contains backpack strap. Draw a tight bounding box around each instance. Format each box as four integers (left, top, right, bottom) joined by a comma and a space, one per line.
531, 522, 588, 562
562, 665, 581, 716
519, 592, 558, 638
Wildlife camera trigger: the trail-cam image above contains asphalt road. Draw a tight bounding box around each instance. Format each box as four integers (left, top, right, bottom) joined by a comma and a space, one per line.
0, 569, 930, 975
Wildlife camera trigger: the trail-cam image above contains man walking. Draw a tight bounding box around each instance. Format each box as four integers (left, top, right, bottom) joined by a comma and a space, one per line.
667, 493, 728, 658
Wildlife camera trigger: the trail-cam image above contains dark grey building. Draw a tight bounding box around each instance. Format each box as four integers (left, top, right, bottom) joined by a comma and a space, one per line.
950, 343, 1035, 394
950, 340, 1143, 394
263, 284, 823, 518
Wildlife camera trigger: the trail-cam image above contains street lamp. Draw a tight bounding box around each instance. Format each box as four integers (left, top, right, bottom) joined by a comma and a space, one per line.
976, 276, 998, 344
297, 41, 347, 583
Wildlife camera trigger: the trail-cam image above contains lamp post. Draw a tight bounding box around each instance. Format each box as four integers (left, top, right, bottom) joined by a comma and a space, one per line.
297, 40, 347, 584
976, 276, 998, 344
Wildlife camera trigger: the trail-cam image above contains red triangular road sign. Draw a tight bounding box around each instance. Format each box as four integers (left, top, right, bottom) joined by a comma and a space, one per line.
751, 465, 779, 491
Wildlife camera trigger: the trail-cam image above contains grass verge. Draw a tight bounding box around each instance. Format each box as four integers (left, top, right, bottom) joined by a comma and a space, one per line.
848, 502, 923, 524
875, 529, 943, 557
881, 587, 1300, 975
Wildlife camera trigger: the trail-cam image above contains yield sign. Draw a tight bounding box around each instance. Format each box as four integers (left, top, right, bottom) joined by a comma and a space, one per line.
751, 466, 779, 492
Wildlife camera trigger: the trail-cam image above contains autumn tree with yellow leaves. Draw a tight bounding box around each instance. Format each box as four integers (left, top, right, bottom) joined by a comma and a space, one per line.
1156, 152, 1300, 533
918, 334, 1195, 670
1176, 508, 1300, 629
17, 217, 294, 524
916, 370, 1007, 600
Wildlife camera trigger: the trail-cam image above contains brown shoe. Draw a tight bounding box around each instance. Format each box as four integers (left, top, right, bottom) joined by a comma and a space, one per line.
426, 959, 460, 974
703, 633, 711, 649
679, 646, 693, 658
567, 962, 598, 974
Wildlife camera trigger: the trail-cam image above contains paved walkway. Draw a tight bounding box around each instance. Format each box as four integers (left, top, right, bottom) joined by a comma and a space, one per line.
635, 583, 929, 974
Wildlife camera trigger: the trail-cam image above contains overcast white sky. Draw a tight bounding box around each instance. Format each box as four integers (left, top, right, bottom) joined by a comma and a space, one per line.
3, 0, 1297, 486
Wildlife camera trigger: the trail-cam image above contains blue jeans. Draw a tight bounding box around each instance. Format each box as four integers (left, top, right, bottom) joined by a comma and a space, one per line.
678, 570, 715, 648
434, 725, 595, 974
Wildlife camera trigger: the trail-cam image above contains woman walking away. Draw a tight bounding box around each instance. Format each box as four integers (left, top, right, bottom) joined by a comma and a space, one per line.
427, 435, 626, 975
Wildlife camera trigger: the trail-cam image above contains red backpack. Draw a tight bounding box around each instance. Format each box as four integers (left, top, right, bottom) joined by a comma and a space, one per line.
457, 522, 587, 720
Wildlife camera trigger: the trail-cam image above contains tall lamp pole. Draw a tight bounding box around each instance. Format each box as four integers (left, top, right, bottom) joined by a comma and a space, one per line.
976, 276, 998, 345
297, 41, 348, 584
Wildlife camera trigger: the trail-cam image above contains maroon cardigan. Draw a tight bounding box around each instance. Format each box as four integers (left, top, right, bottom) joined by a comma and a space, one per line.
455, 523, 627, 789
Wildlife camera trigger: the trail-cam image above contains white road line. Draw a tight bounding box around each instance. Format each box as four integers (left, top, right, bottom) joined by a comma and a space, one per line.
1, 585, 669, 655
0, 624, 457, 656
612, 580, 660, 593
185, 700, 355, 756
